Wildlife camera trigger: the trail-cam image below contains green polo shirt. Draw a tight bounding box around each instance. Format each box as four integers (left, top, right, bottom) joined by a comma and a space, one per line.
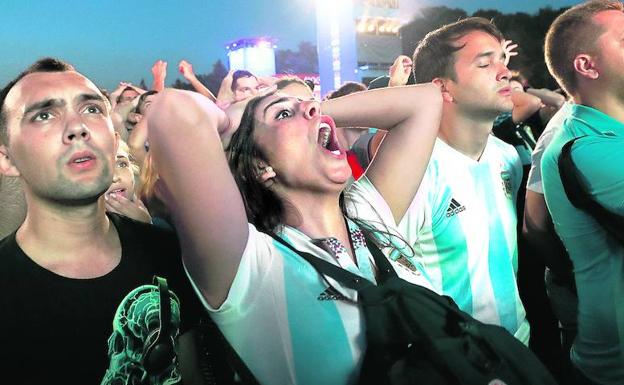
541, 104, 624, 385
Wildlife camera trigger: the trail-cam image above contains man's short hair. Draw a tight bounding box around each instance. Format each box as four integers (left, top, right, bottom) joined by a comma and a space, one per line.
135, 90, 158, 115
0, 58, 75, 145
412, 17, 504, 84
544, 0, 624, 96
231, 70, 257, 92
327, 81, 367, 99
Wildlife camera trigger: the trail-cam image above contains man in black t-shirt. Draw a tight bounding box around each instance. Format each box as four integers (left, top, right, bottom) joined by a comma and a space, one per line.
0, 58, 206, 384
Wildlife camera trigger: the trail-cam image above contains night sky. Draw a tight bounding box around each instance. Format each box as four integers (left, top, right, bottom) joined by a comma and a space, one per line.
0, 0, 581, 90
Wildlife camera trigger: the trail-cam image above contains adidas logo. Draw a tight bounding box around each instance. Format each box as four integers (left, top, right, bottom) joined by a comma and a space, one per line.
317, 287, 347, 301
446, 198, 466, 217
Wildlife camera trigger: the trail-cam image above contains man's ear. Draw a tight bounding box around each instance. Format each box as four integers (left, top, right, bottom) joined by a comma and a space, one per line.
127, 112, 143, 124
573, 54, 600, 80
0, 145, 20, 177
432, 78, 454, 103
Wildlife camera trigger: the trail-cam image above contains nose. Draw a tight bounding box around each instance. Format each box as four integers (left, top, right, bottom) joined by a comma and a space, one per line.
496, 62, 512, 82
303, 100, 319, 119
63, 114, 91, 144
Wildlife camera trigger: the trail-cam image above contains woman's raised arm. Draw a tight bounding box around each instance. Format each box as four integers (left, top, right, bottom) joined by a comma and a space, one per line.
321, 84, 442, 223
147, 89, 249, 307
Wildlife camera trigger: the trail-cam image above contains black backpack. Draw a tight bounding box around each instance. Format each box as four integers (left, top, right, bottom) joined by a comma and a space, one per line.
272, 234, 558, 385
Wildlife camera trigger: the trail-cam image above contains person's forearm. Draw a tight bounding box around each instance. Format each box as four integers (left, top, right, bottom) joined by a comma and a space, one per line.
186, 75, 217, 102
526, 88, 565, 108
321, 84, 441, 131
152, 76, 165, 92
127, 121, 148, 167
511, 91, 542, 123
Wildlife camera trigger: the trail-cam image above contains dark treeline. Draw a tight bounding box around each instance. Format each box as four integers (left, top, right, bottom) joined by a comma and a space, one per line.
172, 5, 568, 93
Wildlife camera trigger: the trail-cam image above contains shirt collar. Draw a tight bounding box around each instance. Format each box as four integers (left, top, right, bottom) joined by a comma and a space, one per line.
570, 104, 624, 136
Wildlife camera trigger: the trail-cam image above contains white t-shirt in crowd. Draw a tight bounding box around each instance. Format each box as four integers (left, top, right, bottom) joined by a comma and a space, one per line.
192, 219, 433, 385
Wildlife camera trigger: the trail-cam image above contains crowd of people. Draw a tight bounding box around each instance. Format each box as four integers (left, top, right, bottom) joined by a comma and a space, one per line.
0, 1, 622, 384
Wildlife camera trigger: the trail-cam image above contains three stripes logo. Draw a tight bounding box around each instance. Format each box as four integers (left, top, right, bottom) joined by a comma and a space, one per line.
446, 198, 466, 218
317, 287, 347, 301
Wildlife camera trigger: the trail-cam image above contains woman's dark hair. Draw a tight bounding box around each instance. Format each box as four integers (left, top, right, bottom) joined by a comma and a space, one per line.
135, 90, 159, 114
227, 92, 286, 233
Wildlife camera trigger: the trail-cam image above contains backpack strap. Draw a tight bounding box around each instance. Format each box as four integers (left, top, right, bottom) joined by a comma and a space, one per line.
558, 136, 624, 244
271, 233, 375, 293
209, 230, 395, 385
270, 230, 400, 290
202, 316, 260, 385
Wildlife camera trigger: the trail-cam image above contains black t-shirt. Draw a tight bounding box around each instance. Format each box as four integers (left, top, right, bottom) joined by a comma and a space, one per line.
0, 214, 203, 385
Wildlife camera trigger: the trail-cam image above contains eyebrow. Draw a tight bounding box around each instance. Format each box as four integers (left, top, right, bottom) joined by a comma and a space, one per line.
23, 93, 107, 117
263, 96, 292, 117
77, 93, 107, 104
473, 50, 506, 62
23, 98, 66, 116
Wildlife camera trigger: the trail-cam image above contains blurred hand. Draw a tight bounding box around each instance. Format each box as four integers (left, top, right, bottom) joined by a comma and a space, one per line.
257, 75, 278, 89
502, 40, 518, 66
178, 60, 195, 79
151, 60, 167, 80
221, 85, 277, 147
105, 194, 152, 224
216, 69, 237, 107
109, 82, 131, 107
389, 55, 413, 87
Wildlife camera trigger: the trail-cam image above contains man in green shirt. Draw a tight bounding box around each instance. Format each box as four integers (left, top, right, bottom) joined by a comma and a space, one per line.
542, 1, 624, 384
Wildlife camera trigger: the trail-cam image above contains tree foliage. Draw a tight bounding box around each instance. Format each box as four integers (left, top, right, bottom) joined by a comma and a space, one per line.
400, 6, 568, 89
275, 41, 319, 74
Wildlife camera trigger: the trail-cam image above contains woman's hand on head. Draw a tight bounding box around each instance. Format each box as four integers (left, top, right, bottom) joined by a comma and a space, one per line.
221, 85, 277, 148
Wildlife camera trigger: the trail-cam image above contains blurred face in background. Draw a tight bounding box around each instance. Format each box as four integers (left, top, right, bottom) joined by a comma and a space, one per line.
105, 145, 135, 201
234, 76, 260, 101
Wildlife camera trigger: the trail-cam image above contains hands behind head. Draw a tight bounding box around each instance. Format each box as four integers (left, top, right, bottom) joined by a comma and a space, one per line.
220, 85, 277, 148
257, 75, 278, 89
215, 70, 278, 107
105, 194, 152, 224
389, 55, 413, 87
502, 40, 518, 66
